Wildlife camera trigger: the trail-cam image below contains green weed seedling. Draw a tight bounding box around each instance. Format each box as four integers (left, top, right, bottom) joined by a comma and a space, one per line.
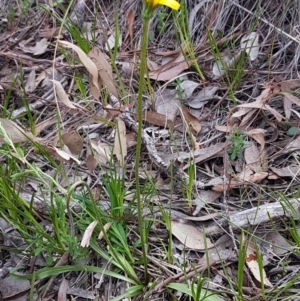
226, 129, 251, 160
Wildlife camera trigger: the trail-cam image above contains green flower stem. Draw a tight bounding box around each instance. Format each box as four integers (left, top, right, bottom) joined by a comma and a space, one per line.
135, 14, 151, 284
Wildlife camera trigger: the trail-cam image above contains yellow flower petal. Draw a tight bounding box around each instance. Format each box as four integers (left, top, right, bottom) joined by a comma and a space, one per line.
145, 0, 180, 10
157, 0, 180, 10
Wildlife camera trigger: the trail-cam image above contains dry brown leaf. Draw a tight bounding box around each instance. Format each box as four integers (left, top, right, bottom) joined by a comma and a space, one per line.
126, 10, 135, 50
52, 146, 81, 164
283, 93, 300, 107
285, 135, 300, 152
251, 171, 268, 182
181, 143, 225, 169
39, 27, 59, 39
281, 90, 300, 120
19, 38, 48, 55
195, 190, 222, 204
89, 73, 102, 101
171, 221, 214, 250
25, 69, 36, 92
0, 277, 30, 301
265, 232, 292, 256
98, 222, 113, 240
260, 149, 268, 172
183, 213, 220, 221
247, 128, 266, 149
58, 40, 99, 90
114, 118, 127, 166
149, 54, 191, 81
191, 133, 200, 150
62, 131, 83, 155
0, 118, 38, 143
180, 106, 201, 134
246, 128, 266, 135
85, 154, 97, 173
268, 173, 280, 180
232, 106, 253, 118
233, 87, 284, 122
108, 102, 135, 117
237, 166, 254, 182
81, 221, 98, 247
212, 179, 239, 192
270, 165, 300, 177
155, 89, 180, 121
280, 79, 300, 90
283, 94, 292, 119
57, 278, 69, 301
239, 109, 258, 127
237, 166, 268, 183
236, 100, 284, 122
34, 69, 47, 89
178, 80, 199, 99
244, 143, 261, 171
143, 111, 173, 127
206, 177, 224, 186
143, 110, 168, 125
51, 80, 76, 109
126, 132, 137, 148
214, 169, 268, 191
88, 47, 118, 98
246, 240, 273, 287
188, 86, 219, 109
147, 59, 160, 71
198, 234, 235, 266
90, 140, 112, 164
215, 125, 233, 133
43, 145, 80, 164
35, 117, 56, 135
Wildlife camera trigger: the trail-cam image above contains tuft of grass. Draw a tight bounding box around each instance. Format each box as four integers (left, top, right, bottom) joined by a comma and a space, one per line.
167, 281, 224, 301
17, 67, 36, 134
173, 0, 205, 81
206, 29, 238, 104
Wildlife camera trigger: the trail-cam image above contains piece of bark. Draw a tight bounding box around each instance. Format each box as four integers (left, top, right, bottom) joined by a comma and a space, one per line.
204, 199, 300, 236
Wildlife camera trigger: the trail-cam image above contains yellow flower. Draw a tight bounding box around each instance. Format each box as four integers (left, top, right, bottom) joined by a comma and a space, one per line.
144, 0, 180, 10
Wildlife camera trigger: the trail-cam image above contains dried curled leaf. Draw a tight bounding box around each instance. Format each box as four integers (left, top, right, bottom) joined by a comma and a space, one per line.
114, 118, 127, 166
58, 40, 99, 90
88, 47, 118, 98
171, 221, 214, 250
245, 240, 273, 287
0, 118, 39, 143
62, 131, 83, 155
81, 221, 98, 247
51, 80, 76, 109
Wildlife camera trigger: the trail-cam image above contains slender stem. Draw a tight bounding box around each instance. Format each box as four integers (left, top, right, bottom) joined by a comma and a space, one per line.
135, 16, 150, 284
